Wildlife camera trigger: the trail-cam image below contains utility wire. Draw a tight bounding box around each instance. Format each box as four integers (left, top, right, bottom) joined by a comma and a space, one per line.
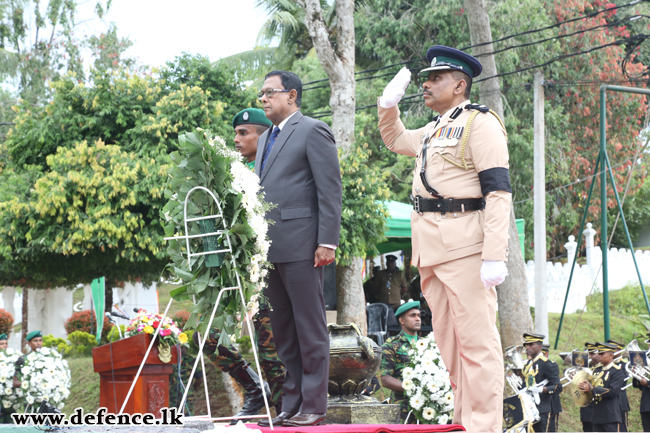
461, 0, 645, 50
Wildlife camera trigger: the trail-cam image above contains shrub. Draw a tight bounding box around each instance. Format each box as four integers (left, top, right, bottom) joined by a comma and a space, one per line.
65, 331, 98, 358
43, 334, 69, 355
236, 336, 251, 354
105, 325, 126, 343
0, 309, 14, 337
64, 310, 112, 337
172, 310, 191, 330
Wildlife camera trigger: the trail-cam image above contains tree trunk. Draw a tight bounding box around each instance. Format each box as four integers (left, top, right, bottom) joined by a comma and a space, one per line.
464, 0, 533, 348
336, 260, 367, 335
21, 288, 27, 354
300, 0, 366, 332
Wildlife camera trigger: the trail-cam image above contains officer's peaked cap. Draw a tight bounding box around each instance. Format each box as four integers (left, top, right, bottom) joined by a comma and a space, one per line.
419, 45, 483, 79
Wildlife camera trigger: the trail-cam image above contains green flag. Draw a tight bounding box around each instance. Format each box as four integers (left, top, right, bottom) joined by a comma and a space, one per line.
90, 277, 105, 343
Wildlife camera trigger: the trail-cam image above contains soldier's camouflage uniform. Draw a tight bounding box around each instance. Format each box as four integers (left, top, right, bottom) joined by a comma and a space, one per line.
380, 331, 416, 423
207, 307, 285, 407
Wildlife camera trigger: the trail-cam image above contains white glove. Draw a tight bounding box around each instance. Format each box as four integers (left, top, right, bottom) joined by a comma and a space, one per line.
480, 260, 508, 289
379, 67, 411, 108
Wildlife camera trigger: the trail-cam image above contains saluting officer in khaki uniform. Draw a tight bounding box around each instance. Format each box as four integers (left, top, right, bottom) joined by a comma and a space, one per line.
377, 45, 511, 433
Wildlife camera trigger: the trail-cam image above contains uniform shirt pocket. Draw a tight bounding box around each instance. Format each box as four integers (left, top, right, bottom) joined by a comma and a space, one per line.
280, 206, 312, 220
438, 211, 484, 252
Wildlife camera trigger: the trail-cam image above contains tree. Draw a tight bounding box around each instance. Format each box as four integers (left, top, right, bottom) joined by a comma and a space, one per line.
0, 56, 258, 287
464, 0, 533, 347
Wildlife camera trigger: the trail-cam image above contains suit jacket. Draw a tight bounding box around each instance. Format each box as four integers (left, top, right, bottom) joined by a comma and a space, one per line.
255, 111, 342, 263
378, 99, 511, 267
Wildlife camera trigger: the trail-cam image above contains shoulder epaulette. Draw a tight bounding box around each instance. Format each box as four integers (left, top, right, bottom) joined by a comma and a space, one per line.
613, 363, 621, 370
464, 103, 490, 113
539, 354, 548, 362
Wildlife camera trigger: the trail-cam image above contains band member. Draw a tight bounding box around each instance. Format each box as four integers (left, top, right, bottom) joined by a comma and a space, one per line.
581, 342, 600, 432
521, 333, 562, 432
542, 344, 562, 431
632, 333, 650, 432
608, 339, 630, 431
378, 45, 510, 432
579, 342, 626, 432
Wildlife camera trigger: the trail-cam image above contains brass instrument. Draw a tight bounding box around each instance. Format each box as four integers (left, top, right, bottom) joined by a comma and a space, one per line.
621, 340, 650, 389
560, 349, 589, 388
504, 345, 526, 394
569, 369, 594, 407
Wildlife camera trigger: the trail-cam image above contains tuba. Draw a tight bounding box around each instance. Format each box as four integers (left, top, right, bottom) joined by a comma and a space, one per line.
560, 349, 589, 387
504, 345, 526, 393
622, 340, 650, 387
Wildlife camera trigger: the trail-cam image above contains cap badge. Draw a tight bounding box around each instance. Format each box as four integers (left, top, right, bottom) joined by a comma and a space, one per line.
431, 57, 437, 67
243, 112, 249, 121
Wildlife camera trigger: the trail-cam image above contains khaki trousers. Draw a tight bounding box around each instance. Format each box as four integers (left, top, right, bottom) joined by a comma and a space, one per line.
420, 252, 504, 432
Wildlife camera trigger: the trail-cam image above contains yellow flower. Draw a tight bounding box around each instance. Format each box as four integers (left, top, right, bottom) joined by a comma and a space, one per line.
178, 333, 188, 344
143, 326, 154, 334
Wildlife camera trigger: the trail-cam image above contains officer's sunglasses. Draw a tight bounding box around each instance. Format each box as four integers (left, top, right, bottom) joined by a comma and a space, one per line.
257, 89, 290, 100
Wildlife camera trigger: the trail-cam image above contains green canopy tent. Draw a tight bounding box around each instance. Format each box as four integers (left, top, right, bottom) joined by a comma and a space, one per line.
376, 201, 412, 255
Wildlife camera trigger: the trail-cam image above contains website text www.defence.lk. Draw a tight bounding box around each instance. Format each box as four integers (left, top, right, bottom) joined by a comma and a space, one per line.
12, 407, 183, 426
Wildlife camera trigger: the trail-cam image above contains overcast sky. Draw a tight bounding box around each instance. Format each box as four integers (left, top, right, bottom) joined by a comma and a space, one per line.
78, 0, 270, 68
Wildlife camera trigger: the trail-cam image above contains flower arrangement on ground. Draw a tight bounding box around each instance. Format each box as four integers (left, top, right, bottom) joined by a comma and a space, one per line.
403, 334, 454, 424
0, 348, 21, 411
162, 129, 272, 347
17, 347, 70, 411
125, 312, 188, 346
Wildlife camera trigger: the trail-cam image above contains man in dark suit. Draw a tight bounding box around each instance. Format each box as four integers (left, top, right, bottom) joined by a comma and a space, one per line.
255, 70, 342, 427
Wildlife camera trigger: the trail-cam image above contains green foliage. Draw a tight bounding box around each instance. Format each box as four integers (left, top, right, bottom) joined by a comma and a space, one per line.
337, 142, 391, 265
105, 325, 126, 344
0, 54, 257, 286
586, 283, 650, 320
43, 334, 70, 355
65, 331, 99, 358
236, 336, 252, 354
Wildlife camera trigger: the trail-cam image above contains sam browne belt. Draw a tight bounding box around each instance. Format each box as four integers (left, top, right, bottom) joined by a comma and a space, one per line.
410, 196, 485, 214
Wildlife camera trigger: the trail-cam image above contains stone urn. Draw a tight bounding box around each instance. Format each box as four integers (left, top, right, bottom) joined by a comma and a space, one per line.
328, 323, 382, 398
326, 323, 399, 424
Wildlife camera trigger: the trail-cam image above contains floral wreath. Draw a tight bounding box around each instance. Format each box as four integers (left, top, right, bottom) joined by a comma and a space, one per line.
403, 334, 454, 424
162, 129, 272, 346
16, 347, 70, 411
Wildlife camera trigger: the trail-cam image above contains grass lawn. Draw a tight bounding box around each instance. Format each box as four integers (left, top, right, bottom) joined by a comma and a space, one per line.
157, 282, 195, 318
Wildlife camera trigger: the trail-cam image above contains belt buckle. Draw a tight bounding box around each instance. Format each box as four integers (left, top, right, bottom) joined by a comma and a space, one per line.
412, 196, 423, 216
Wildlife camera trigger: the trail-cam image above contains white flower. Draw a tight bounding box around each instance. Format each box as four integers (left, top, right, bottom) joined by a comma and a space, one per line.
26, 396, 34, 405
21, 381, 28, 390
5, 349, 14, 356
403, 367, 415, 380
2, 400, 10, 408
416, 339, 427, 351
437, 413, 449, 424
422, 407, 436, 421
409, 393, 425, 410
4, 388, 11, 396
444, 392, 454, 404
402, 378, 415, 391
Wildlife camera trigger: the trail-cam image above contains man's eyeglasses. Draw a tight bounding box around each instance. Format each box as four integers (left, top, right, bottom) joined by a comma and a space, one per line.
257, 89, 290, 100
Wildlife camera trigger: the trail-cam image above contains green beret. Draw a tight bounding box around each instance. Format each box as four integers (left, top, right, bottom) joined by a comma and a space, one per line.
232, 108, 272, 129
395, 301, 420, 318
26, 330, 42, 341
0, 334, 7, 341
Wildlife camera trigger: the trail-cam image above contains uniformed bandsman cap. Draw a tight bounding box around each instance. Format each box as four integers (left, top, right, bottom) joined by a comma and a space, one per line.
232, 108, 273, 129
523, 332, 545, 345
385, 254, 398, 262
0, 334, 7, 341
542, 344, 550, 351
585, 342, 598, 353
26, 330, 42, 341
395, 301, 420, 319
606, 339, 625, 350
419, 45, 483, 79
596, 342, 617, 352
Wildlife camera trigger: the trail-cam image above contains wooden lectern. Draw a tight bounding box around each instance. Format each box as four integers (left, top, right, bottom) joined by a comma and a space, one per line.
92, 333, 178, 417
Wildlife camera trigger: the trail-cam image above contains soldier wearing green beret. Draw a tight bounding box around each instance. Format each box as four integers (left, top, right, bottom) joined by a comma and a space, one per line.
0, 334, 7, 351
380, 301, 421, 423
233, 108, 273, 171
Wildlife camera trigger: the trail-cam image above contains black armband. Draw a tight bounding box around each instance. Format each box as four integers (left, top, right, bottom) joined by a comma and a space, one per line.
478, 167, 512, 196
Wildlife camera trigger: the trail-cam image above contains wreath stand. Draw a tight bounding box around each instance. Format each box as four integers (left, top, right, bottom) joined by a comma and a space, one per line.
117, 186, 274, 428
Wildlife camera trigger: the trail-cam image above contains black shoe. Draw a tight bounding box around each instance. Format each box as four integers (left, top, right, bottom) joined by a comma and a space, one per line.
229, 362, 271, 425
258, 411, 296, 427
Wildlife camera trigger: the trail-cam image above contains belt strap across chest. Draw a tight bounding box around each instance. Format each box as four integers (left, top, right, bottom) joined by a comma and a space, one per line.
411, 196, 485, 213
